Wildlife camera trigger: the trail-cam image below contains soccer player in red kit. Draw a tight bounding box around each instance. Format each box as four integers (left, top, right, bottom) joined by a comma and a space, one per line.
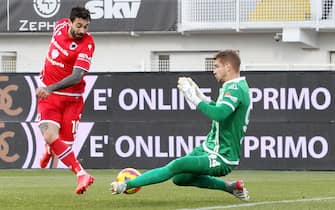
35, 7, 95, 194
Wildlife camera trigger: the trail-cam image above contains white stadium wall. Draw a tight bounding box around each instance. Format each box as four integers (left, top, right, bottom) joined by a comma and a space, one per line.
1, 32, 335, 73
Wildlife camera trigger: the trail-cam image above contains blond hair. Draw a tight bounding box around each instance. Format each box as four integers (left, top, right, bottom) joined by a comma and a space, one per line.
214, 50, 241, 72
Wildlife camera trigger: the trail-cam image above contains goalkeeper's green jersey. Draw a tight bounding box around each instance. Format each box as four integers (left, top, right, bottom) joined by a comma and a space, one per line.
197, 77, 251, 166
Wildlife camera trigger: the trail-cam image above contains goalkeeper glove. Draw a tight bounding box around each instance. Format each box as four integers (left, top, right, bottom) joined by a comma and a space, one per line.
178, 77, 202, 106
186, 77, 212, 104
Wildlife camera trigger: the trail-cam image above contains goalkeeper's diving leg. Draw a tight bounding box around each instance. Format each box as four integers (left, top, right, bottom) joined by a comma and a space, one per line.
110, 154, 249, 200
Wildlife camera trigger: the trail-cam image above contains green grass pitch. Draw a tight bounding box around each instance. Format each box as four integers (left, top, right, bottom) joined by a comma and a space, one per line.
0, 169, 335, 210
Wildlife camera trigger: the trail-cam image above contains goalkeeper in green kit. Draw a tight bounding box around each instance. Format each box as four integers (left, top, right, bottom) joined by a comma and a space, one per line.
111, 50, 251, 201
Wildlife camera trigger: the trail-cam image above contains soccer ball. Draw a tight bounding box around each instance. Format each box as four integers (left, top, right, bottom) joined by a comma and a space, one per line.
116, 168, 141, 194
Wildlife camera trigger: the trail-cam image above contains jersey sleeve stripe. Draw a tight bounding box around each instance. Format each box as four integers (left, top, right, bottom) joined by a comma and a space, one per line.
73, 66, 89, 72
53, 22, 67, 35
77, 57, 91, 63
53, 91, 82, 96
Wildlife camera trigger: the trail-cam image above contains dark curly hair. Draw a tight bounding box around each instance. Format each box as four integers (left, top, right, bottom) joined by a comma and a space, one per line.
70, 6, 91, 22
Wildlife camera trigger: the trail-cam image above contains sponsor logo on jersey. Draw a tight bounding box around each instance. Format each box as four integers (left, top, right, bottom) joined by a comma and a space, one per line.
33, 0, 61, 18
47, 55, 65, 68
51, 37, 69, 56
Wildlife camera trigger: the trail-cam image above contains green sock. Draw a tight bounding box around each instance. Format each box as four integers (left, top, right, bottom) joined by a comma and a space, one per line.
172, 174, 233, 193
188, 175, 230, 192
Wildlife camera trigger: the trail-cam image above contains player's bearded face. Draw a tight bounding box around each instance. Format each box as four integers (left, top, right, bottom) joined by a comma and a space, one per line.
69, 18, 89, 40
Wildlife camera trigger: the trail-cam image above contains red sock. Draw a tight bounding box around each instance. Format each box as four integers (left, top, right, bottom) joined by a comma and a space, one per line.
49, 138, 83, 174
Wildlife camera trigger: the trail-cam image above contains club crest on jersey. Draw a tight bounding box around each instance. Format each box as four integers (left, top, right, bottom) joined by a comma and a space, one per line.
88, 44, 92, 51
70, 42, 77, 50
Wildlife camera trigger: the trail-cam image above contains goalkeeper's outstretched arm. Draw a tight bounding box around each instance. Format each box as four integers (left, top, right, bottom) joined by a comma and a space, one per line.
197, 102, 235, 122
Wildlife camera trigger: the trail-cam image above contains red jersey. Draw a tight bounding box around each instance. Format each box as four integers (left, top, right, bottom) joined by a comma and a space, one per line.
40, 18, 95, 95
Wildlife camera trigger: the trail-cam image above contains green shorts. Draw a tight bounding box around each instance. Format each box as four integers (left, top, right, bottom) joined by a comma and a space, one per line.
186, 145, 235, 177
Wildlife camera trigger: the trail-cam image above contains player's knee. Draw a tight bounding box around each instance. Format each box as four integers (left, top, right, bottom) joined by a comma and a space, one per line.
172, 175, 189, 186
172, 178, 184, 186
39, 123, 59, 143
43, 133, 58, 144
40, 129, 58, 143
167, 158, 184, 173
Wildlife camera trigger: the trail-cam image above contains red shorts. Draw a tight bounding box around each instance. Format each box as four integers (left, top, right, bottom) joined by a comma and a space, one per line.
37, 93, 84, 142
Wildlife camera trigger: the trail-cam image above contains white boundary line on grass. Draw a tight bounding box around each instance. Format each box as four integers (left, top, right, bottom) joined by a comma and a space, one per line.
177, 196, 335, 210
